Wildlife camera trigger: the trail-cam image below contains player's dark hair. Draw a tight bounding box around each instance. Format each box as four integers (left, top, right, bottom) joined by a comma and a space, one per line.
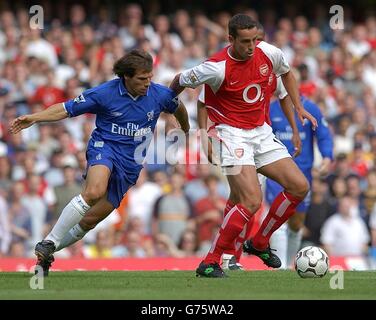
113, 49, 153, 78
228, 14, 257, 38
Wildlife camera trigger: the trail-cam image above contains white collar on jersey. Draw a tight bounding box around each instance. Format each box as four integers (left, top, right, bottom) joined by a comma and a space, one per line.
227, 47, 249, 61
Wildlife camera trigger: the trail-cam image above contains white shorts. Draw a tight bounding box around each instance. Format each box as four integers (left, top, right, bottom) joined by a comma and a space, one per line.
209, 122, 291, 175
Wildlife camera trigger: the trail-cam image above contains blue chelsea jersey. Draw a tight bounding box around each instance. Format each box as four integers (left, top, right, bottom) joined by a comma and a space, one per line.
269, 96, 333, 170
64, 78, 179, 150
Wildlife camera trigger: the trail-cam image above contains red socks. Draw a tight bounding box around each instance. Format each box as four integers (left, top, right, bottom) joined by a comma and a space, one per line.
223, 200, 255, 261
223, 200, 236, 256
253, 191, 303, 250
204, 203, 251, 264
224, 200, 234, 216
234, 214, 255, 261
206, 191, 303, 265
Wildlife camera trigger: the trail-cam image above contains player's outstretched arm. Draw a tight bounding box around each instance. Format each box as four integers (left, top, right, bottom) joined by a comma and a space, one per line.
281, 71, 318, 129
279, 95, 301, 158
173, 101, 190, 134
10, 103, 68, 134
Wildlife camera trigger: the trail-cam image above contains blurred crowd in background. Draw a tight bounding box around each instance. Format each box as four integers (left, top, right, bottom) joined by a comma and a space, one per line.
0, 1, 376, 265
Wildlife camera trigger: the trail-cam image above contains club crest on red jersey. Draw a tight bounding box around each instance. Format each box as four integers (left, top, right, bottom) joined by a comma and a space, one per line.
260, 64, 269, 76
234, 148, 244, 158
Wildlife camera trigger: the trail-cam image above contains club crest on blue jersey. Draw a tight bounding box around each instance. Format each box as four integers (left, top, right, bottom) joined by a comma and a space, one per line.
147, 110, 154, 121
74, 94, 86, 103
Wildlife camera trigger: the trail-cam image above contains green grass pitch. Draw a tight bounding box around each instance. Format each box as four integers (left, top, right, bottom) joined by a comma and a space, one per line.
0, 270, 374, 300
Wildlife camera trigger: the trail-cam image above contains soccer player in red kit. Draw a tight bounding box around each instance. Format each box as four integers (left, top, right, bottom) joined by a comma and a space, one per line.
218, 23, 303, 270
198, 77, 302, 270
170, 14, 317, 277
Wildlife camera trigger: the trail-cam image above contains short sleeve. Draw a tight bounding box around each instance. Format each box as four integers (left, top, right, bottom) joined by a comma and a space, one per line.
64, 87, 102, 117
160, 87, 180, 114
179, 60, 225, 92
257, 41, 290, 77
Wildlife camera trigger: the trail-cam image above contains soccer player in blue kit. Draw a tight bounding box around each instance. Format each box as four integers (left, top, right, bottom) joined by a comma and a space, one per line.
10, 49, 190, 275
267, 77, 333, 268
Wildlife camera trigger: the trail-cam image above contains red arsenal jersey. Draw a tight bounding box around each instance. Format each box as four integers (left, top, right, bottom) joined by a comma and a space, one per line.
180, 41, 290, 129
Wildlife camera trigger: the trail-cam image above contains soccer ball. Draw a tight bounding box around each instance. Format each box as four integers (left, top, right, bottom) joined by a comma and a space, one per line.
294, 246, 329, 278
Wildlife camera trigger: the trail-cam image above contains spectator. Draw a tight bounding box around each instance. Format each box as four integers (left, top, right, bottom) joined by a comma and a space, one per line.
152, 170, 171, 194
184, 163, 228, 205
52, 165, 81, 224
194, 174, 225, 245
347, 25, 371, 60
302, 177, 335, 247
8, 181, 32, 252
112, 230, 147, 258
178, 229, 199, 257
8, 240, 27, 257
333, 116, 354, 155
20, 174, 48, 246
28, 69, 66, 109
125, 216, 154, 256
346, 174, 367, 222
127, 169, 162, 236
36, 124, 59, 158
25, 28, 58, 68
0, 155, 12, 194
364, 170, 376, 215
153, 172, 193, 245
83, 229, 113, 258
321, 196, 370, 256
153, 233, 184, 257
44, 149, 65, 188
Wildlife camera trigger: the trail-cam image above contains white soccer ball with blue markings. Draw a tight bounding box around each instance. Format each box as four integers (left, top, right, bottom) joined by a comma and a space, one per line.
295, 246, 329, 278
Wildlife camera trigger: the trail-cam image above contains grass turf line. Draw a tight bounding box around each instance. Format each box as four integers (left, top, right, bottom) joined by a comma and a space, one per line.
0, 270, 374, 300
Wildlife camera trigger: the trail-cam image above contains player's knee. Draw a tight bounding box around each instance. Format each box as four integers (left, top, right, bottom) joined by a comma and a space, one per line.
289, 177, 309, 199
299, 179, 310, 198
82, 188, 105, 205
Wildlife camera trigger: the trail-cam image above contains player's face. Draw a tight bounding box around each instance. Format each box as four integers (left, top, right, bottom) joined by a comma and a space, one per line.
229, 27, 258, 60
125, 69, 153, 96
